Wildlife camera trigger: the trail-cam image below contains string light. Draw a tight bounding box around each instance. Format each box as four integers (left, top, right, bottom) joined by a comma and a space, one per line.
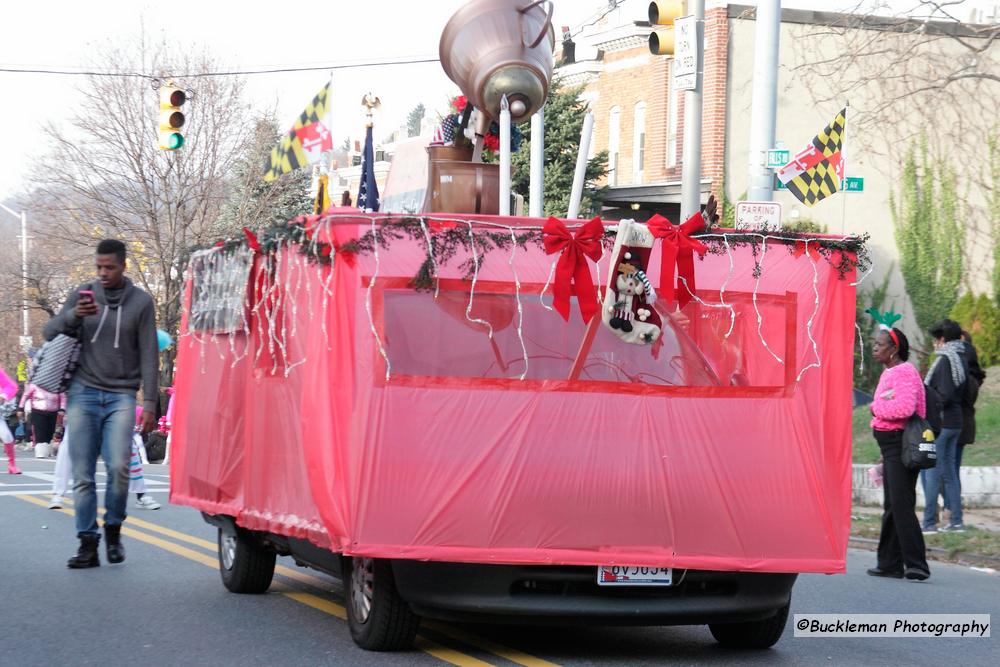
508, 226, 529, 380
795, 240, 822, 383
856, 323, 865, 375
464, 221, 495, 339
365, 215, 391, 381
750, 237, 784, 365
418, 217, 441, 299
186, 215, 863, 389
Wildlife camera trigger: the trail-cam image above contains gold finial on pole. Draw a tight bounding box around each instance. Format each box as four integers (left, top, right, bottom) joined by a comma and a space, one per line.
361, 92, 381, 127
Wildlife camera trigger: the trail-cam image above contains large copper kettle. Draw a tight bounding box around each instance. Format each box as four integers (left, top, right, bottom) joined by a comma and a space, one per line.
439, 0, 555, 125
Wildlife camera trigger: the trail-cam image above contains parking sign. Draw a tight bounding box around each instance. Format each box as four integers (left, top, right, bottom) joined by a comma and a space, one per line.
735, 201, 783, 231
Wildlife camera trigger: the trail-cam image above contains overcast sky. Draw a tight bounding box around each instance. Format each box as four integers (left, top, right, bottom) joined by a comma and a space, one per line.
0, 0, 993, 201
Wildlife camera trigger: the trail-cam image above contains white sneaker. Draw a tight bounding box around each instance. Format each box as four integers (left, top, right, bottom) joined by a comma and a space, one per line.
48, 495, 65, 509
135, 495, 161, 510
35, 442, 51, 458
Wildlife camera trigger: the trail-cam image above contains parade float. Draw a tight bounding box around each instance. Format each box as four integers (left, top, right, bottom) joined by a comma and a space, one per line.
169, 0, 865, 652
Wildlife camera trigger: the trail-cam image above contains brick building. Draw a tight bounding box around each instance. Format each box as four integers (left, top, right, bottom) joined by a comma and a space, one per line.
557, 0, 728, 221
556, 0, 996, 304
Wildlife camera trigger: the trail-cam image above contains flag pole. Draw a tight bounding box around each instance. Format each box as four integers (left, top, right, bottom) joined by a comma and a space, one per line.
841, 101, 849, 235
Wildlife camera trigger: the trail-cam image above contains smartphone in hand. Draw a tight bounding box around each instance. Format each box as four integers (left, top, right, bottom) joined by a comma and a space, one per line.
78, 289, 95, 304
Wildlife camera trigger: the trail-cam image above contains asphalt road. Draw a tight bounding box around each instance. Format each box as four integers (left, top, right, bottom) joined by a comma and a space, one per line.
2, 454, 997, 666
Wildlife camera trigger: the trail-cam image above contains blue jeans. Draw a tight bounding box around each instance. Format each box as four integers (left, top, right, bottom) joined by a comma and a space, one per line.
922, 427, 963, 528
66, 382, 136, 537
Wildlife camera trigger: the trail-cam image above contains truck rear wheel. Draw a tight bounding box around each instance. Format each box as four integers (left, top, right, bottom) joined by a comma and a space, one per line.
709, 602, 789, 649
342, 557, 419, 651
217, 522, 276, 594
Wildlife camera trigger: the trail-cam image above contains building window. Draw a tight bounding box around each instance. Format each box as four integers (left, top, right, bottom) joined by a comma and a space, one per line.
608, 106, 620, 186
666, 62, 679, 169
633, 101, 646, 183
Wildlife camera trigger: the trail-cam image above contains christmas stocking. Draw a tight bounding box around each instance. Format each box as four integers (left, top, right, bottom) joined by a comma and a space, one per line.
601, 219, 663, 345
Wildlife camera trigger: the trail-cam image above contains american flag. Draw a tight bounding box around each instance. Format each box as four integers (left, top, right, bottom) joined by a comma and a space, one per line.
357, 124, 380, 212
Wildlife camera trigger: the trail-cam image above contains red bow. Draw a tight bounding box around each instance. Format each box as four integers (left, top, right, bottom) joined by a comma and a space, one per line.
647, 212, 708, 308
242, 227, 262, 254
793, 240, 821, 261
542, 216, 605, 322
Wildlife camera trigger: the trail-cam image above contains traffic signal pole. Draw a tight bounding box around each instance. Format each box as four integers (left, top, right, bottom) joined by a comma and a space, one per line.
746, 0, 781, 201
680, 0, 704, 220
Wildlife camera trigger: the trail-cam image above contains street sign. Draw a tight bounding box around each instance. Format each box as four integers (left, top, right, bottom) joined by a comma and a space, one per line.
673, 15, 698, 91
774, 174, 788, 190
735, 201, 783, 231
766, 149, 790, 168
843, 177, 864, 192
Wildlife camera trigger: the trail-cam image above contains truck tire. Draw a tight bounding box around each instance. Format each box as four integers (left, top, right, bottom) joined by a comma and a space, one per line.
709, 602, 789, 649
342, 557, 420, 651
217, 522, 276, 594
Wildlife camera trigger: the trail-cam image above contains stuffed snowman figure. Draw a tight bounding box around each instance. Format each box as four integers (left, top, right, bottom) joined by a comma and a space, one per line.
601, 220, 663, 345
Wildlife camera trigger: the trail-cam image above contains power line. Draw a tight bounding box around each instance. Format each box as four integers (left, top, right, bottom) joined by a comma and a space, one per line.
0, 55, 441, 80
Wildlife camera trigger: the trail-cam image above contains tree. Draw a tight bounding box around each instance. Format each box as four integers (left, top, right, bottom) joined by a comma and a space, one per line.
790, 1, 998, 283
989, 131, 1000, 305
406, 103, 426, 138
891, 139, 964, 341
950, 292, 1000, 366
27, 38, 254, 385
511, 84, 608, 217
214, 116, 313, 237
790, 1, 1000, 122
854, 264, 896, 393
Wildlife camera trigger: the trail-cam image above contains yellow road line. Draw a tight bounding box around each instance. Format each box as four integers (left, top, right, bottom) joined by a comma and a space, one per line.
16, 494, 218, 567
56, 498, 348, 591
282, 591, 347, 620
414, 637, 496, 667
13, 494, 507, 667
422, 621, 562, 667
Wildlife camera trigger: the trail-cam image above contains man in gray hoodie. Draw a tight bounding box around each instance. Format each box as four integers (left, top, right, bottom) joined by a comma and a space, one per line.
43, 239, 159, 568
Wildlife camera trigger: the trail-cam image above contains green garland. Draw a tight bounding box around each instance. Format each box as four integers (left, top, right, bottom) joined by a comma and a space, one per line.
193, 215, 870, 289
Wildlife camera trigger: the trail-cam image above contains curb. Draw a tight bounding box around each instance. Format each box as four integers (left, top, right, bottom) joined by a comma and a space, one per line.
849, 535, 1000, 568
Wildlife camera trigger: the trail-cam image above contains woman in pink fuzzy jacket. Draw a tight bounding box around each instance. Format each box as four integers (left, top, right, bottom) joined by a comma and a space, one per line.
866, 327, 930, 581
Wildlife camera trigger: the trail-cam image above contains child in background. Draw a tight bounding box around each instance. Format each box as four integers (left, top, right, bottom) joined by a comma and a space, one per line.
1, 366, 20, 474
131, 406, 159, 509
49, 415, 161, 510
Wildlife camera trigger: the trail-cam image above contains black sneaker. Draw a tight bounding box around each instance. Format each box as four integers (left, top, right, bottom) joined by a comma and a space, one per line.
866, 567, 903, 579
904, 567, 930, 581
942, 523, 966, 533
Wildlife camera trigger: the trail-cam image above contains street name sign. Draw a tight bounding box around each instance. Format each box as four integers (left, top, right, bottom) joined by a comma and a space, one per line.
673, 16, 698, 91
767, 149, 790, 168
735, 201, 783, 231
843, 177, 864, 192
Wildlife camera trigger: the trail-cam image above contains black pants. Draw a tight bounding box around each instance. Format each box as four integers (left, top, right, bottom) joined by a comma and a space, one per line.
30, 410, 58, 444
874, 429, 929, 574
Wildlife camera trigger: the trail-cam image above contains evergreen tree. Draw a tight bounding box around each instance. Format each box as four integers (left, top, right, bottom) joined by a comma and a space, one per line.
215, 116, 314, 236
511, 84, 608, 217
406, 103, 426, 138
890, 138, 964, 342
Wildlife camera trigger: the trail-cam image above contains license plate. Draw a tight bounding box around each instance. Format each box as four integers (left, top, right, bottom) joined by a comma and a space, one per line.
597, 565, 673, 586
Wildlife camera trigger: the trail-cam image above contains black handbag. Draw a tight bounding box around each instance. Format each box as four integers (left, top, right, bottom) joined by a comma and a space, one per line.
31, 333, 82, 394
901, 413, 937, 470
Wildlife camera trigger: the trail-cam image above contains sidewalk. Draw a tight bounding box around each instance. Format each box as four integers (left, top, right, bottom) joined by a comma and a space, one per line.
851, 504, 1000, 567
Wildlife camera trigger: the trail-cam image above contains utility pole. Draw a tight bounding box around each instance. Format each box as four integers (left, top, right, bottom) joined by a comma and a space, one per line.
746, 0, 781, 201
0, 202, 29, 340
680, 0, 704, 220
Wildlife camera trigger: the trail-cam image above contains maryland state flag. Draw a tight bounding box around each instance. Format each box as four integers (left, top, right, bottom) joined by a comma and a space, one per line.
776, 108, 847, 207
263, 83, 333, 182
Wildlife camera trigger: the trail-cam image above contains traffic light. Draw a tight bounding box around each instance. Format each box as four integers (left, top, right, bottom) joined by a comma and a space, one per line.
158, 83, 187, 150
648, 1, 684, 55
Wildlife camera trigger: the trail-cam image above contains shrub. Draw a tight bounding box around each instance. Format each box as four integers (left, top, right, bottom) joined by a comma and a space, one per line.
950, 293, 1000, 366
